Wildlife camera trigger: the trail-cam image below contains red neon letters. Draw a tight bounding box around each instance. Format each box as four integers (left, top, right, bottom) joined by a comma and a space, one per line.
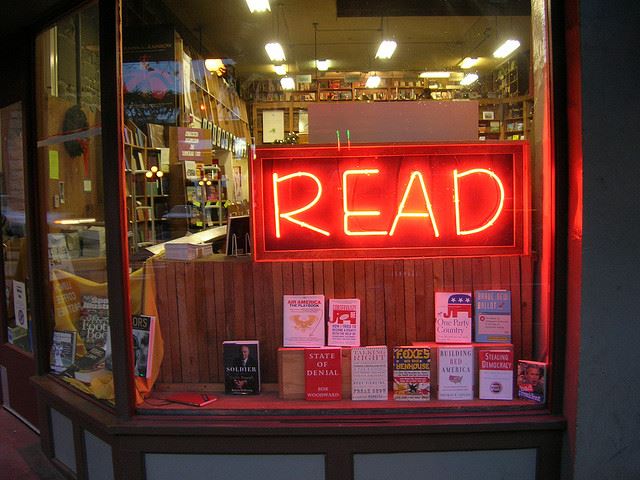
252, 143, 528, 261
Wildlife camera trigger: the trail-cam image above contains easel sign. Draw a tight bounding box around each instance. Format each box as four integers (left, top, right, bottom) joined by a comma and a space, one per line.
226, 215, 251, 256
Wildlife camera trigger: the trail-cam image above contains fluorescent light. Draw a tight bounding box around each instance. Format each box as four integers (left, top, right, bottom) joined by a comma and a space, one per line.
459, 57, 479, 69
419, 71, 451, 79
273, 64, 287, 75
365, 75, 381, 88
54, 218, 96, 225
316, 59, 330, 71
375, 40, 397, 59
460, 73, 479, 86
280, 76, 295, 90
246, 0, 270, 13
493, 39, 520, 58
265, 42, 286, 62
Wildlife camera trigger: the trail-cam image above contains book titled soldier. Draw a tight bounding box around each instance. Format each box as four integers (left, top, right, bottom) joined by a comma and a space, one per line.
517, 360, 546, 403
393, 346, 431, 401
438, 346, 474, 400
305, 347, 342, 401
478, 350, 514, 400
223, 341, 260, 394
132, 314, 156, 378
474, 290, 512, 343
327, 298, 360, 347
283, 295, 325, 347
435, 292, 472, 343
351, 346, 388, 400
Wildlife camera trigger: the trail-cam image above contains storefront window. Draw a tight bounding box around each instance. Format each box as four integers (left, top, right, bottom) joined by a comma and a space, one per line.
35, 3, 116, 405
119, 0, 552, 415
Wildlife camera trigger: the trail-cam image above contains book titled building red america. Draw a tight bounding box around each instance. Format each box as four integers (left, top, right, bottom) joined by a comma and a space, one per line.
305, 347, 342, 401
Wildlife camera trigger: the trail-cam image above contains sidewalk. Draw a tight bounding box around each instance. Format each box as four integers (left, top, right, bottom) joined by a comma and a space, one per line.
0, 407, 64, 479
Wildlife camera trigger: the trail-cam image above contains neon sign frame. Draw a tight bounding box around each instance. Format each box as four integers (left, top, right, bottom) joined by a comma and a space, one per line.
252, 143, 529, 261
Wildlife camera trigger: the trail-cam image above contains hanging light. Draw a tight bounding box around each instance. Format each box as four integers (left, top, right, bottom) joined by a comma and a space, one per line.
273, 64, 288, 75
493, 39, 520, 58
459, 57, 479, 69
316, 59, 330, 71
375, 40, 397, 59
280, 76, 295, 90
245, 0, 270, 13
365, 75, 381, 88
419, 71, 451, 79
265, 42, 286, 62
460, 73, 479, 86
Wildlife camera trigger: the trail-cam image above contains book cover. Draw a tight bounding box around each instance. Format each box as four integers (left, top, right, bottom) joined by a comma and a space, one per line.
78, 295, 110, 351
474, 290, 512, 343
73, 346, 108, 383
435, 292, 472, 343
438, 345, 474, 400
517, 360, 546, 403
12, 280, 27, 329
283, 295, 325, 347
351, 346, 388, 401
50, 330, 77, 374
478, 350, 514, 400
392, 346, 431, 401
327, 298, 360, 347
132, 314, 156, 378
305, 347, 342, 401
223, 341, 260, 394
165, 392, 217, 407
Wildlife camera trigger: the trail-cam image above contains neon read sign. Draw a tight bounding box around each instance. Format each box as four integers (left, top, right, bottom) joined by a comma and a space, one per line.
252, 143, 528, 261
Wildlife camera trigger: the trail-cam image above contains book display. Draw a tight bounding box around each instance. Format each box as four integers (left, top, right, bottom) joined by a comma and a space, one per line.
517, 360, 546, 403
50, 331, 77, 374
132, 314, 156, 378
304, 347, 342, 401
393, 346, 431, 401
283, 295, 325, 347
435, 292, 472, 343
437, 346, 474, 400
474, 290, 512, 343
223, 341, 261, 395
478, 350, 514, 400
351, 346, 388, 401
327, 298, 361, 347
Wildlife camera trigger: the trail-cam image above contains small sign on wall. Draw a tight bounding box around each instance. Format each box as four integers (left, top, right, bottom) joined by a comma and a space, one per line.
262, 110, 285, 143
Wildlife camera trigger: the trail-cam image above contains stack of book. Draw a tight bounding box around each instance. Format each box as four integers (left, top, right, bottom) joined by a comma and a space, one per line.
164, 242, 212, 260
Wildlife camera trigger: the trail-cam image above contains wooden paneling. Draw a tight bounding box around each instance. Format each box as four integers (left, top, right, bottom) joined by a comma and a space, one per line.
153, 256, 533, 384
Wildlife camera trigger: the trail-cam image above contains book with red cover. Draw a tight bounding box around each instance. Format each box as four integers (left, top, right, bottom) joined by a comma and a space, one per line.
165, 392, 218, 407
304, 347, 342, 401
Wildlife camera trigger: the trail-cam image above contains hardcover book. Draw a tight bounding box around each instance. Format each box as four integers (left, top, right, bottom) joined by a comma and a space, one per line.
327, 298, 361, 347
478, 349, 514, 400
50, 330, 77, 374
223, 341, 260, 394
78, 295, 110, 351
305, 347, 342, 401
517, 360, 546, 403
438, 345, 474, 400
435, 292, 472, 343
351, 346, 388, 401
474, 290, 512, 343
392, 346, 431, 401
283, 295, 325, 347
132, 314, 156, 378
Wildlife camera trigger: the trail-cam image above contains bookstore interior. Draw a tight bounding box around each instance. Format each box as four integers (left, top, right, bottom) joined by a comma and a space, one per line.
2, 0, 566, 476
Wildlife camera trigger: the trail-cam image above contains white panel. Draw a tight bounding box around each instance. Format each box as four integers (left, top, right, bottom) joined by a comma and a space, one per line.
84, 430, 114, 480
145, 454, 325, 480
354, 449, 537, 480
50, 408, 76, 473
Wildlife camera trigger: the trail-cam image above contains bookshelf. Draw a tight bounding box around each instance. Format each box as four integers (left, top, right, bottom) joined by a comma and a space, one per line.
478, 96, 533, 141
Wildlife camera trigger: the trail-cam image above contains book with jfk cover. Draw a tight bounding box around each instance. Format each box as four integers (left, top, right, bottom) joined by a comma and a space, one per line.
305, 347, 342, 401
223, 341, 260, 394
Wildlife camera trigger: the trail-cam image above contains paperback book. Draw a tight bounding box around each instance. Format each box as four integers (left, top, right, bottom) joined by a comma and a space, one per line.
305, 347, 342, 401
438, 345, 474, 400
327, 298, 361, 347
517, 360, 546, 403
478, 349, 514, 400
474, 290, 512, 343
351, 346, 388, 401
223, 341, 260, 394
132, 314, 156, 378
283, 295, 325, 347
50, 330, 77, 374
393, 346, 431, 401
78, 295, 110, 351
435, 292, 472, 343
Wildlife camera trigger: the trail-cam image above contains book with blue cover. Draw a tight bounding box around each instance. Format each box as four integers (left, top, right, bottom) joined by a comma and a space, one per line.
474, 290, 512, 343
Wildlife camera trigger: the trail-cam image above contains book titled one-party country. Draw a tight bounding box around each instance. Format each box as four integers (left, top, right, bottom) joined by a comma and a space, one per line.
223, 341, 260, 394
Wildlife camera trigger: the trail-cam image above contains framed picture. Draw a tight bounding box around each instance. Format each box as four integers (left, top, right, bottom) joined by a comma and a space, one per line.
482, 111, 495, 120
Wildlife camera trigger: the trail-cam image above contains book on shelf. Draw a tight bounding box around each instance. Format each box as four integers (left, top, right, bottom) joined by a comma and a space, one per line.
435, 292, 472, 343
50, 330, 77, 374
517, 360, 546, 403
305, 347, 342, 401
478, 349, 514, 400
282, 295, 325, 347
327, 298, 360, 347
163, 242, 212, 260
132, 314, 156, 378
392, 346, 431, 401
72, 346, 108, 383
78, 295, 110, 351
474, 290, 512, 343
223, 340, 260, 394
351, 346, 388, 401
437, 345, 474, 400
165, 392, 217, 407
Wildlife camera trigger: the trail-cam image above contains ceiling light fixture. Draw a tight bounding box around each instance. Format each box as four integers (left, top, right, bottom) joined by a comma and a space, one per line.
460, 73, 479, 86
459, 57, 479, 69
375, 40, 397, 59
419, 71, 451, 79
316, 59, 330, 71
273, 64, 287, 75
204, 58, 226, 76
493, 39, 520, 58
280, 76, 295, 90
365, 75, 381, 88
265, 42, 286, 62
245, 0, 270, 13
